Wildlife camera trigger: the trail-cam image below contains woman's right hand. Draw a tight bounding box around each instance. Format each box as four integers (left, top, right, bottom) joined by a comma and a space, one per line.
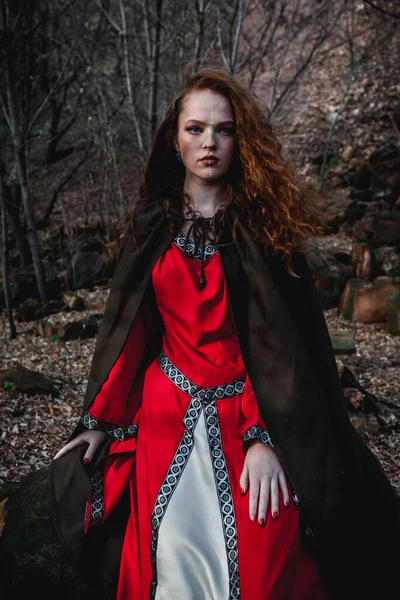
53, 429, 108, 464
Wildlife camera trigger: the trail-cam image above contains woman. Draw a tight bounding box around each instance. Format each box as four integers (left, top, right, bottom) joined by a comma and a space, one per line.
51, 68, 399, 600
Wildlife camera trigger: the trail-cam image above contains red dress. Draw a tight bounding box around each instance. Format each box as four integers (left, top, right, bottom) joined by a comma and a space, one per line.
83, 227, 328, 600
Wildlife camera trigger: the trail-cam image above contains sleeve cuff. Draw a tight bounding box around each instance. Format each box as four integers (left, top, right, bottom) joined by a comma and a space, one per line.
82, 410, 138, 441
242, 424, 275, 452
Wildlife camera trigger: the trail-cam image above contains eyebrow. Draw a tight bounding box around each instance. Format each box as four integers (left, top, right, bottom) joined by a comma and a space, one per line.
184, 119, 235, 126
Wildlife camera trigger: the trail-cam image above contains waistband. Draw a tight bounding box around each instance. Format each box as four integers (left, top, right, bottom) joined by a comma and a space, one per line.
158, 348, 246, 401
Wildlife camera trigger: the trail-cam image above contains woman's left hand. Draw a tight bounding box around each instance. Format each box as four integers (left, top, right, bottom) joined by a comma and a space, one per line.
239, 442, 290, 525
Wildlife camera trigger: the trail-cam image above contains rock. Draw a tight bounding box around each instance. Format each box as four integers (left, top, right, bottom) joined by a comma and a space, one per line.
351, 242, 378, 280
343, 388, 364, 410
0, 365, 61, 397
329, 330, 356, 354
349, 410, 381, 438
65, 250, 117, 290
342, 146, 353, 161
14, 298, 42, 322
325, 214, 344, 234
373, 246, 400, 277
15, 298, 66, 322
61, 313, 102, 341
36, 313, 102, 341
365, 413, 380, 436
375, 401, 398, 428
348, 144, 400, 207
327, 250, 352, 266
338, 278, 370, 320
352, 282, 399, 323
353, 212, 400, 247
387, 288, 400, 334
343, 201, 366, 226
66, 251, 105, 290
340, 365, 397, 428
0, 262, 61, 309
36, 319, 58, 339
349, 412, 367, 437
306, 248, 351, 309
389, 253, 400, 277
339, 278, 399, 322
62, 293, 86, 311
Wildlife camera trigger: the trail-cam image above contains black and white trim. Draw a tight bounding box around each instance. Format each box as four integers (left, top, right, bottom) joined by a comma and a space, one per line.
82, 410, 138, 441
149, 349, 244, 600
90, 471, 104, 524
204, 402, 240, 598
149, 397, 202, 600
242, 424, 275, 452
173, 231, 218, 262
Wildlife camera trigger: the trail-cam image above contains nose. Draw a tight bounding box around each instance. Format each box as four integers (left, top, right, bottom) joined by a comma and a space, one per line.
202, 129, 217, 150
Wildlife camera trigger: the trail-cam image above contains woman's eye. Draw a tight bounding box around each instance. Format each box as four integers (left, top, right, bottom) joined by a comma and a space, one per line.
219, 127, 235, 135
186, 126, 202, 134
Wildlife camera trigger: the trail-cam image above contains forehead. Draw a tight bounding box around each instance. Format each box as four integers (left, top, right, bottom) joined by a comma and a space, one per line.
179, 89, 234, 121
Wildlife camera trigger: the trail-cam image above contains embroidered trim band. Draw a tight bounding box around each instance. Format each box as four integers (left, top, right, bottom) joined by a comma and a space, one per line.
149, 349, 244, 600
242, 424, 275, 451
81, 410, 138, 441
173, 231, 218, 262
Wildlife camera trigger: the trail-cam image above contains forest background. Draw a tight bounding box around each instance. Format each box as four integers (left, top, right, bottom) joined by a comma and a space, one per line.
0, 0, 399, 497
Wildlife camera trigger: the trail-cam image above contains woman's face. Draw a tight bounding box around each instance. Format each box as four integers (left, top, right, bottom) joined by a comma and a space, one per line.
175, 89, 235, 184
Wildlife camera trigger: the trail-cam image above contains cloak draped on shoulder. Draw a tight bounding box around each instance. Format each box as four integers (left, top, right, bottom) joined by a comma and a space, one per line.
48, 203, 400, 599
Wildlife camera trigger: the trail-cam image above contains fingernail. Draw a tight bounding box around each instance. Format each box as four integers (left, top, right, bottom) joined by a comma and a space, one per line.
241, 488, 246, 496
284, 502, 289, 509
250, 514, 255, 521
272, 512, 278, 520
83, 458, 89, 465
259, 518, 265, 527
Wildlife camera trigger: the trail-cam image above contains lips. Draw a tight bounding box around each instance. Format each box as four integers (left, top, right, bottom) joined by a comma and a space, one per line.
200, 156, 219, 164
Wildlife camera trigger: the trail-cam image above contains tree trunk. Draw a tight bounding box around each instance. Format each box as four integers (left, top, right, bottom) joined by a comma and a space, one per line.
0, 177, 17, 338
3, 27, 48, 303
0, 180, 31, 267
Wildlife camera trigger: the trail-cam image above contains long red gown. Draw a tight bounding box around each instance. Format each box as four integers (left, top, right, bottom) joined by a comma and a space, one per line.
82, 225, 329, 600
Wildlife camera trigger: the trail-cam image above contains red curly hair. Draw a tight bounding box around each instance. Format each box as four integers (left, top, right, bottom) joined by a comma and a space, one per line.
110, 67, 326, 268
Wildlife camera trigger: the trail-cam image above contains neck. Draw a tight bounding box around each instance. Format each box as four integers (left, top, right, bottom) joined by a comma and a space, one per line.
183, 176, 226, 217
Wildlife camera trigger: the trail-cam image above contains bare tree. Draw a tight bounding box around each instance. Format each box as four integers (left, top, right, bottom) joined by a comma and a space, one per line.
0, 156, 17, 339
0, 1, 48, 302
0, 0, 98, 313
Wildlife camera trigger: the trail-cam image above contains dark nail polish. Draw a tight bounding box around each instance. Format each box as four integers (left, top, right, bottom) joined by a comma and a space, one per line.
259, 518, 265, 527
241, 488, 246, 496
284, 502, 289, 509
272, 512, 278, 520
83, 458, 89, 465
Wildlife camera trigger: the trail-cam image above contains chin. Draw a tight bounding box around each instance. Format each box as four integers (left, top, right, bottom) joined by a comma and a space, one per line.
197, 169, 228, 181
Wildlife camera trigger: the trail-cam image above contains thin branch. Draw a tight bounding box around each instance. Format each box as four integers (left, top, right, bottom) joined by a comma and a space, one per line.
231, 0, 246, 72
363, 0, 400, 19
36, 140, 94, 229
216, 7, 230, 71
25, 51, 73, 137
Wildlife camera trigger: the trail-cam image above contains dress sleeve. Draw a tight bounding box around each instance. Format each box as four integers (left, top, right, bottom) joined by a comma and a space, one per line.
81, 308, 149, 443
241, 375, 275, 453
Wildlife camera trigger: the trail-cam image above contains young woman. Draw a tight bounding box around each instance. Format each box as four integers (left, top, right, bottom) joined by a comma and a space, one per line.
51, 68, 399, 600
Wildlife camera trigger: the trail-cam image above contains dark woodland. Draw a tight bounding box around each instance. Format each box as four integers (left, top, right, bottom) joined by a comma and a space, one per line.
0, 0, 399, 596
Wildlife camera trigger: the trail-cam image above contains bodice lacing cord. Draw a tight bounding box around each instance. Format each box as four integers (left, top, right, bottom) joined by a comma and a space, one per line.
184, 212, 215, 290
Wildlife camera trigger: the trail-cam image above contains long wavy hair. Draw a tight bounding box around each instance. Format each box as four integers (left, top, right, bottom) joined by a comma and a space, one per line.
108, 67, 326, 269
